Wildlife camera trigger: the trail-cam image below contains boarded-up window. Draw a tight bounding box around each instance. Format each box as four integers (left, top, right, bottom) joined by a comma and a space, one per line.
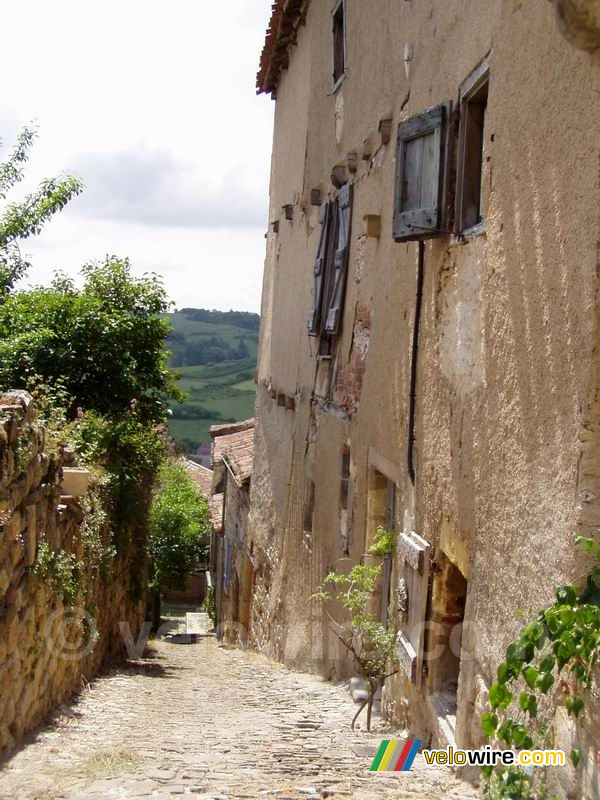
455, 63, 489, 233
332, 0, 346, 88
396, 531, 430, 684
393, 103, 451, 241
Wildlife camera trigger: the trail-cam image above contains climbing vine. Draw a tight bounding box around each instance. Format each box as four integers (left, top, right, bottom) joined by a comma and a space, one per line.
481, 535, 600, 799
312, 526, 397, 731
35, 542, 82, 605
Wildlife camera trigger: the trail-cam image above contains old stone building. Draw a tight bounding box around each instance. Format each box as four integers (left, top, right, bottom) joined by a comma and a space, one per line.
210, 419, 255, 645
248, 0, 600, 795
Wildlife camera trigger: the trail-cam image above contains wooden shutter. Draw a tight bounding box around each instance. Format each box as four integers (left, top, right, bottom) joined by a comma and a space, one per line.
308, 201, 333, 336
324, 183, 353, 334
396, 531, 430, 684
393, 102, 451, 241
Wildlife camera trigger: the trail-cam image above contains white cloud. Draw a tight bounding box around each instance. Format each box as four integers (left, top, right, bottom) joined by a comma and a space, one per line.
69, 145, 268, 229
0, 0, 275, 312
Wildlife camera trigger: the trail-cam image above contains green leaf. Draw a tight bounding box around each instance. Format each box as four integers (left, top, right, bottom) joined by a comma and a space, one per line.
497, 662, 514, 685
571, 749, 581, 768
537, 671, 555, 694
519, 691, 530, 712
512, 724, 532, 749
489, 683, 513, 711
481, 712, 498, 736
497, 720, 512, 745
539, 654, 555, 673
523, 666, 539, 689
527, 695, 538, 718
566, 696, 584, 719
556, 585, 577, 605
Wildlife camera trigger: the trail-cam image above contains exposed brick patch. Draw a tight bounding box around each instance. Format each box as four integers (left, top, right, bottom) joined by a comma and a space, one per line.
335, 305, 371, 416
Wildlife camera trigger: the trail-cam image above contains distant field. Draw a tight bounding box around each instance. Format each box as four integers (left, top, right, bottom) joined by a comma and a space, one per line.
163, 310, 259, 452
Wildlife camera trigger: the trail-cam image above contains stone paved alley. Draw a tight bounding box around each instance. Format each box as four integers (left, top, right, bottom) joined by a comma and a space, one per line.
0, 612, 479, 800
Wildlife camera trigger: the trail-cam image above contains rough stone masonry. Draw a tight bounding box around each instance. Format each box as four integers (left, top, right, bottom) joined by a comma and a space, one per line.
0, 391, 145, 756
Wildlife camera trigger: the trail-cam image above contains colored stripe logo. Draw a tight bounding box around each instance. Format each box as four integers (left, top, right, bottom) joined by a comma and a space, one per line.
370, 739, 422, 772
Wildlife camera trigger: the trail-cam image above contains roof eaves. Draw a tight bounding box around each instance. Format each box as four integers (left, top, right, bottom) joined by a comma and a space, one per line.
257, 0, 309, 97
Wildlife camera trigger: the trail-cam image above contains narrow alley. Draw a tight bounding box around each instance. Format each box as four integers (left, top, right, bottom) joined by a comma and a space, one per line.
0, 612, 477, 800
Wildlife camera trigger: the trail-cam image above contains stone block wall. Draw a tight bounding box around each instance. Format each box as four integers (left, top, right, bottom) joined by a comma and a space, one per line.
0, 392, 146, 757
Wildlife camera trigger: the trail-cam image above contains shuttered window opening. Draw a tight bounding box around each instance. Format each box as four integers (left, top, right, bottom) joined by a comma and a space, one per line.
307, 183, 354, 352
332, 0, 346, 90
308, 201, 333, 336
393, 102, 451, 241
455, 63, 489, 234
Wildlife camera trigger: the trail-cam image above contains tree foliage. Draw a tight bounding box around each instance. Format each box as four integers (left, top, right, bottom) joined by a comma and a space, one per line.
148, 460, 210, 592
0, 257, 182, 421
312, 528, 398, 731
0, 125, 83, 295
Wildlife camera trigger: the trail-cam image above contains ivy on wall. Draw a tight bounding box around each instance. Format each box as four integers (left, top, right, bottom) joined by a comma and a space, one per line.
481, 536, 600, 800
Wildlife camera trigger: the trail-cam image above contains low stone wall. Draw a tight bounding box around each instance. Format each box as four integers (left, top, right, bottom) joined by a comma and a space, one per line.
0, 392, 146, 757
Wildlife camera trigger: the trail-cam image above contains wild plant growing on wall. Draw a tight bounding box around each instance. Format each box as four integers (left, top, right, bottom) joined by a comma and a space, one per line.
481, 535, 600, 800
312, 527, 398, 731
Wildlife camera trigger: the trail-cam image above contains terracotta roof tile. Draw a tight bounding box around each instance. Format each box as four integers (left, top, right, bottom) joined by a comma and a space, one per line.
210, 418, 255, 486
185, 461, 223, 532
257, 0, 309, 96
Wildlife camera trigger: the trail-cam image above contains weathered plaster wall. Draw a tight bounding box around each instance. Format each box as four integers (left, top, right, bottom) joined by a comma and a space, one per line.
0, 392, 146, 757
251, 0, 600, 793
218, 473, 252, 645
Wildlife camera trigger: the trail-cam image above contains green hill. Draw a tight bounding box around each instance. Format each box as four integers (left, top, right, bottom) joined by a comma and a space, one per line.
164, 309, 260, 453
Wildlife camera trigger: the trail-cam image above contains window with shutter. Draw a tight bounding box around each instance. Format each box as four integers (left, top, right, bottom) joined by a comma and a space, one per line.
324, 183, 353, 335
396, 531, 430, 684
455, 63, 489, 234
308, 201, 333, 336
307, 184, 353, 349
393, 103, 451, 241
332, 0, 346, 90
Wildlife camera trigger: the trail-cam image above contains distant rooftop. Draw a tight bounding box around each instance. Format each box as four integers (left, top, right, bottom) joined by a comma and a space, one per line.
185, 460, 224, 533
210, 418, 255, 487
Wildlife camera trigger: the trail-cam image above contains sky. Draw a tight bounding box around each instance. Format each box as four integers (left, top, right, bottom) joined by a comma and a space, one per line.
0, 0, 275, 313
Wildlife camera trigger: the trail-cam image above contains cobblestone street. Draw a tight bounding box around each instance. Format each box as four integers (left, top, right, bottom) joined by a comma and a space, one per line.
0, 613, 479, 800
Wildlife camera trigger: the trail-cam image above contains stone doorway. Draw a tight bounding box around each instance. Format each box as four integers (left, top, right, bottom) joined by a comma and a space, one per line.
426, 551, 468, 743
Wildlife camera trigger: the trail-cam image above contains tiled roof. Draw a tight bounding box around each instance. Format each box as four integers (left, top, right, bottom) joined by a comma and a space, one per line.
185, 461, 224, 533
210, 418, 255, 487
185, 461, 213, 497
257, 0, 309, 96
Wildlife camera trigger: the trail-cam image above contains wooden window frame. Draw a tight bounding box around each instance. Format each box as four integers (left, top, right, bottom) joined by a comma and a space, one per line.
393, 102, 451, 242
455, 62, 490, 236
332, 0, 346, 92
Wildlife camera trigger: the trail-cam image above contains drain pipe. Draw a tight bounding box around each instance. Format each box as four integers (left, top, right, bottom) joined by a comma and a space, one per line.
407, 240, 425, 485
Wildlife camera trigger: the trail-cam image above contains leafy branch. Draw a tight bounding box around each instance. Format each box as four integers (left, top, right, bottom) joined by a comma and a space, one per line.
312, 528, 397, 731
0, 125, 83, 296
